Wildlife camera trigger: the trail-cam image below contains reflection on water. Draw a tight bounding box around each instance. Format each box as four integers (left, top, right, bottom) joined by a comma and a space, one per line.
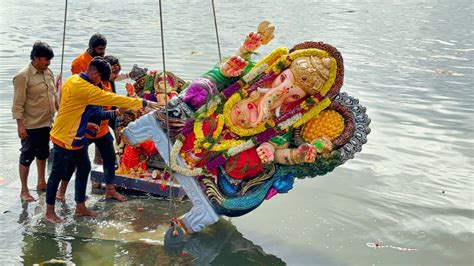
13, 192, 284, 265
1, 0, 473, 265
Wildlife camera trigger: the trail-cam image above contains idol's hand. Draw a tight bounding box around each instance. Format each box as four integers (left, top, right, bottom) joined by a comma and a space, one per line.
243, 32, 263, 52
257, 20, 275, 45
312, 137, 334, 156
125, 83, 136, 97
257, 142, 275, 163
220, 55, 248, 77
155, 93, 168, 107
296, 143, 317, 163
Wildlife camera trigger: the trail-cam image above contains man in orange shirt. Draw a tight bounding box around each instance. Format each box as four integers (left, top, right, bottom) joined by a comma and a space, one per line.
71, 33, 107, 75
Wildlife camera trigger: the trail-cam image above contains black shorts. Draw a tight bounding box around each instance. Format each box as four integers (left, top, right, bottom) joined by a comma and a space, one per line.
19, 127, 51, 166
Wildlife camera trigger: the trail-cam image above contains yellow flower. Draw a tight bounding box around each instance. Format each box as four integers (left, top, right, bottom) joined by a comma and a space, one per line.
212, 115, 225, 140
293, 98, 332, 128
253, 47, 289, 70
210, 139, 246, 152
193, 120, 205, 150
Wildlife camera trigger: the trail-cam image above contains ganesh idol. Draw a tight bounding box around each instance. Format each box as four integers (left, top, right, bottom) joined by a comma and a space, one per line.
123, 21, 371, 233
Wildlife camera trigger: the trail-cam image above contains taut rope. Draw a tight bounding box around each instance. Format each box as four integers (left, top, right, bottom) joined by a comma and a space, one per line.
59, 0, 68, 81
211, 0, 222, 61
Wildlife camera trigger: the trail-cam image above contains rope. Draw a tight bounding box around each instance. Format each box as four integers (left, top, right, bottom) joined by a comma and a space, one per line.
59, 0, 68, 79
211, 0, 222, 61
157, 0, 178, 226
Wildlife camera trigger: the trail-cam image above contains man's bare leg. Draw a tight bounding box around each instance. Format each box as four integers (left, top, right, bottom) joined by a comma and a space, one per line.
56, 180, 69, 202
93, 146, 103, 165
45, 204, 63, 223
19, 164, 35, 202
36, 159, 47, 191
75, 202, 98, 217
105, 184, 127, 202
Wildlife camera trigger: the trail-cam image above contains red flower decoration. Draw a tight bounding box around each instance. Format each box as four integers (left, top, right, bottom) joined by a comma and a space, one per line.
122, 145, 141, 169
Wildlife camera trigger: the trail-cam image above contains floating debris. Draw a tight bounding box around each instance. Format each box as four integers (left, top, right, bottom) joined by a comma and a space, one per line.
367, 242, 418, 251
435, 69, 462, 76
190, 50, 204, 56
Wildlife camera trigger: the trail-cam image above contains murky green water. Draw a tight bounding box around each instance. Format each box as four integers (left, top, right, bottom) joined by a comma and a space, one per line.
1, 0, 473, 265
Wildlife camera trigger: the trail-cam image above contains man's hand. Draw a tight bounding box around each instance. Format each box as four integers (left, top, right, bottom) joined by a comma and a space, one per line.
146, 100, 164, 110
86, 123, 100, 134
118, 107, 128, 114
55, 73, 63, 93
18, 124, 28, 140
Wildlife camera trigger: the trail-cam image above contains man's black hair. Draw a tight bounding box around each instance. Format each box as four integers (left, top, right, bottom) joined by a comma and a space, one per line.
88, 33, 107, 49
89, 57, 111, 81
30, 41, 54, 60
104, 55, 120, 66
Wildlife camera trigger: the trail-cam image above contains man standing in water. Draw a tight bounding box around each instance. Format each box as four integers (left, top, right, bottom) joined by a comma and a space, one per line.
12, 41, 58, 202
45, 58, 160, 223
71, 33, 107, 75
56, 55, 129, 202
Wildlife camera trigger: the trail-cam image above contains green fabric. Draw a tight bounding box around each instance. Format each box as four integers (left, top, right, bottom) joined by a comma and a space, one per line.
203, 61, 255, 91
270, 131, 293, 147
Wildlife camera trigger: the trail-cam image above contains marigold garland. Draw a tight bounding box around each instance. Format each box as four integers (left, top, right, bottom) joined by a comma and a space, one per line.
252, 47, 289, 70
293, 98, 332, 128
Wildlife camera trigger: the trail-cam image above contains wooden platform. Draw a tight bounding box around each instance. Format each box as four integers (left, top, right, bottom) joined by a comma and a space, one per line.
90, 169, 187, 200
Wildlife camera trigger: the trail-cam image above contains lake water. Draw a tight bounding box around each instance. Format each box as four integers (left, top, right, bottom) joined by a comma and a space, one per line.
0, 0, 473, 265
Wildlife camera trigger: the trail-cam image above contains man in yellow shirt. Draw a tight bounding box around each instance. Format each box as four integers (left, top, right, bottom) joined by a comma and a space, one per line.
56, 55, 130, 202
12, 41, 58, 202
45, 58, 160, 223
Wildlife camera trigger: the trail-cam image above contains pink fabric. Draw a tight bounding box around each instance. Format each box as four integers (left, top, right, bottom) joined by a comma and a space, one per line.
265, 187, 278, 200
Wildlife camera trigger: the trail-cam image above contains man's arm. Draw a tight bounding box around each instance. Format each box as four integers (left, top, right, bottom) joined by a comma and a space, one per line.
12, 74, 28, 139
88, 105, 116, 121
54, 73, 62, 111
115, 73, 130, 82
85, 82, 161, 110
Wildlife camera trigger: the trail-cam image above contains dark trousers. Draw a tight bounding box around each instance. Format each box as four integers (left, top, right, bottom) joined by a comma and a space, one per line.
46, 144, 91, 205
62, 132, 116, 185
